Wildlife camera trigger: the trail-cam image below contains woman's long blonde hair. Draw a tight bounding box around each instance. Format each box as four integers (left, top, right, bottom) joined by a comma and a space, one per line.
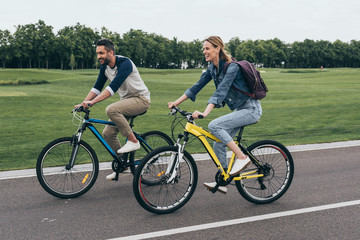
204, 36, 231, 63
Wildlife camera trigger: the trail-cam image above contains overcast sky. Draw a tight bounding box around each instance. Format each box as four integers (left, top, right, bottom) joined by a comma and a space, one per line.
1, 0, 359, 43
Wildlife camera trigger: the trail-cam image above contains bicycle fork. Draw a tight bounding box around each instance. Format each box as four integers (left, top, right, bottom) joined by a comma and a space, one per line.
66, 131, 83, 170
165, 133, 187, 183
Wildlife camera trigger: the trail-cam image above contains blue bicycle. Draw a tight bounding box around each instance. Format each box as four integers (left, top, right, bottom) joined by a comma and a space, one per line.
36, 106, 173, 198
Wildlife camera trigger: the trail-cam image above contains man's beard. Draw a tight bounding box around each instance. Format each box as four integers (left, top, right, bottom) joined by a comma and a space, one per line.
103, 57, 111, 65
99, 54, 111, 65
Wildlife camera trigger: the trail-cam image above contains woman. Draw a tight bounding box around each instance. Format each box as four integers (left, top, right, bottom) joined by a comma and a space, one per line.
168, 36, 262, 194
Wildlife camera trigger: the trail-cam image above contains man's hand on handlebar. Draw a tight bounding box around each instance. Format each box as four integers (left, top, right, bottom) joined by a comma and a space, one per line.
74, 101, 93, 110
82, 101, 93, 109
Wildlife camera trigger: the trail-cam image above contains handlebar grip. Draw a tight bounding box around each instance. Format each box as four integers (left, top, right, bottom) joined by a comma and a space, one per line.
73, 106, 84, 112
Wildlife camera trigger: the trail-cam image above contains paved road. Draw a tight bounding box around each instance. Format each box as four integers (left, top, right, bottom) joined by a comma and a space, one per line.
1, 144, 360, 240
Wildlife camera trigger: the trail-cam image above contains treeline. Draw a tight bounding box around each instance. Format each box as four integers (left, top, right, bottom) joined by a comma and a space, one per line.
1, 20, 360, 69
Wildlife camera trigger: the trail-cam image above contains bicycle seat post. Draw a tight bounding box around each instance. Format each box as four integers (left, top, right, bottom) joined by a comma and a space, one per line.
236, 126, 245, 143
129, 116, 135, 128
128, 111, 147, 129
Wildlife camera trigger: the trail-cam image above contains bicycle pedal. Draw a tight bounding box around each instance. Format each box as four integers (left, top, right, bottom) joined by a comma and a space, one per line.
112, 173, 120, 181
206, 187, 218, 193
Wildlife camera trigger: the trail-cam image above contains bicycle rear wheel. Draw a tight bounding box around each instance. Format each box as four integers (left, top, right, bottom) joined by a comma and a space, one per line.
36, 137, 99, 198
129, 131, 173, 174
235, 140, 294, 204
133, 146, 198, 214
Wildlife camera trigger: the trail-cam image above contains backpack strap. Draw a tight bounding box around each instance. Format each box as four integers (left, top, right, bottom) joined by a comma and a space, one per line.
231, 83, 255, 98
223, 57, 236, 73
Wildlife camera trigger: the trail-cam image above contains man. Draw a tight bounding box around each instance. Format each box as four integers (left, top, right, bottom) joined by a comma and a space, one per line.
75, 39, 151, 180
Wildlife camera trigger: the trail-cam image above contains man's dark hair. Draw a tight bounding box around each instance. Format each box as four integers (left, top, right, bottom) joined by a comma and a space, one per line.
96, 39, 115, 53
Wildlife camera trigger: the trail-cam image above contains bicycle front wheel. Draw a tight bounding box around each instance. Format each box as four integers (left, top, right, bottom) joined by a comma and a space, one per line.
36, 137, 99, 198
129, 131, 174, 174
133, 146, 198, 214
235, 140, 294, 204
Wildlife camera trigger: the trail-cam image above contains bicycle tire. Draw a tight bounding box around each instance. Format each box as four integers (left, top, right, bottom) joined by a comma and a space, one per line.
129, 131, 173, 174
36, 137, 99, 198
133, 146, 198, 214
235, 140, 294, 204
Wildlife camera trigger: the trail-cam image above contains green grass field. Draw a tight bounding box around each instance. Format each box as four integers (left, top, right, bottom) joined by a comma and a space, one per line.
0, 67, 359, 171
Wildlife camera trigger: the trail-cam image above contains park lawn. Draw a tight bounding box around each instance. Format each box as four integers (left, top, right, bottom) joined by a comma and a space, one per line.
0, 67, 359, 171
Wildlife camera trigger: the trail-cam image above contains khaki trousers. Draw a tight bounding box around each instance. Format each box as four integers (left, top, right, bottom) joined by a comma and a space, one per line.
102, 96, 150, 154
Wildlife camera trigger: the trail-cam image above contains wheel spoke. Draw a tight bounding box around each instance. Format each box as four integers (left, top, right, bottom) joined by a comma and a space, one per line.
37, 138, 99, 198
236, 141, 294, 204
133, 146, 197, 214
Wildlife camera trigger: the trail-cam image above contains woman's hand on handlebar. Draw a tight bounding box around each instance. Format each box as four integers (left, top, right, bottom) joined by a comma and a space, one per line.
192, 110, 205, 119
168, 102, 177, 109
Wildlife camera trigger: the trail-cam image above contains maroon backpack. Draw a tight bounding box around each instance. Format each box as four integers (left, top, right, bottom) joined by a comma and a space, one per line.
224, 59, 268, 100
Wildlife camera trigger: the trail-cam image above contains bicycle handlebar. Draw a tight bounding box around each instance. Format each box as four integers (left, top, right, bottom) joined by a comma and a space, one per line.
72, 105, 90, 113
170, 106, 203, 121
72, 106, 90, 119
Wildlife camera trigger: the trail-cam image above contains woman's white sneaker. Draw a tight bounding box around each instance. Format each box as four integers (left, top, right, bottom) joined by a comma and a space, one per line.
229, 157, 251, 176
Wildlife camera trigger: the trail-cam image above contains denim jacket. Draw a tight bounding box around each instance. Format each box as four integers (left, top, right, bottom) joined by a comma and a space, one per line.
185, 59, 252, 110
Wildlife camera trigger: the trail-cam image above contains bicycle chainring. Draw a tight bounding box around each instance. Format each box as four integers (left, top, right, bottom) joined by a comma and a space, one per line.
112, 160, 127, 173
215, 171, 229, 186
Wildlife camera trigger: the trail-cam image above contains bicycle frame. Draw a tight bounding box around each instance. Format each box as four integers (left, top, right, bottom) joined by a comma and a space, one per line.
85, 119, 119, 160
183, 121, 264, 182
133, 108, 294, 213
72, 115, 153, 171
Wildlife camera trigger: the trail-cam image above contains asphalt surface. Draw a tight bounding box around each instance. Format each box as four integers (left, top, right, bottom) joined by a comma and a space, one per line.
1, 143, 360, 240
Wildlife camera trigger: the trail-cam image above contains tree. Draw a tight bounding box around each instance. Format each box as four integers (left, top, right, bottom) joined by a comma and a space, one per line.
69, 53, 76, 70
13, 23, 37, 68
55, 26, 75, 69
36, 20, 55, 69
122, 29, 147, 67
332, 40, 349, 67
2, 20, 360, 69
349, 40, 360, 67
269, 38, 288, 67
261, 40, 286, 68
143, 33, 167, 68
287, 41, 308, 68
235, 40, 256, 63
72, 23, 98, 69
187, 40, 204, 68
226, 37, 242, 57
313, 40, 333, 68
0, 29, 13, 68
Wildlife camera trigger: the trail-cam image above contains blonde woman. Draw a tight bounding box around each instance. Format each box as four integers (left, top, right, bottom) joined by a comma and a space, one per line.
168, 36, 262, 194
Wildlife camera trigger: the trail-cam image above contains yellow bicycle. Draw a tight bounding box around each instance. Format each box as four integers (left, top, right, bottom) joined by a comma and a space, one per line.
133, 107, 294, 214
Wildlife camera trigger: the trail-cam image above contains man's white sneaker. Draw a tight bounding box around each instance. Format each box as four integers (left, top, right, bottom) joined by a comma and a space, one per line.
106, 172, 117, 180
117, 141, 140, 154
229, 157, 251, 176
106, 168, 131, 180
204, 182, 228, 194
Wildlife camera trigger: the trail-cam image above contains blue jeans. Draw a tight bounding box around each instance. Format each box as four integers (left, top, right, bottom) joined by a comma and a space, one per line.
208, 99, 262, 168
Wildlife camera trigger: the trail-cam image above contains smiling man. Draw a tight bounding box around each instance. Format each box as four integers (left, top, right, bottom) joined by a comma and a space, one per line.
75, 39, 151, 181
